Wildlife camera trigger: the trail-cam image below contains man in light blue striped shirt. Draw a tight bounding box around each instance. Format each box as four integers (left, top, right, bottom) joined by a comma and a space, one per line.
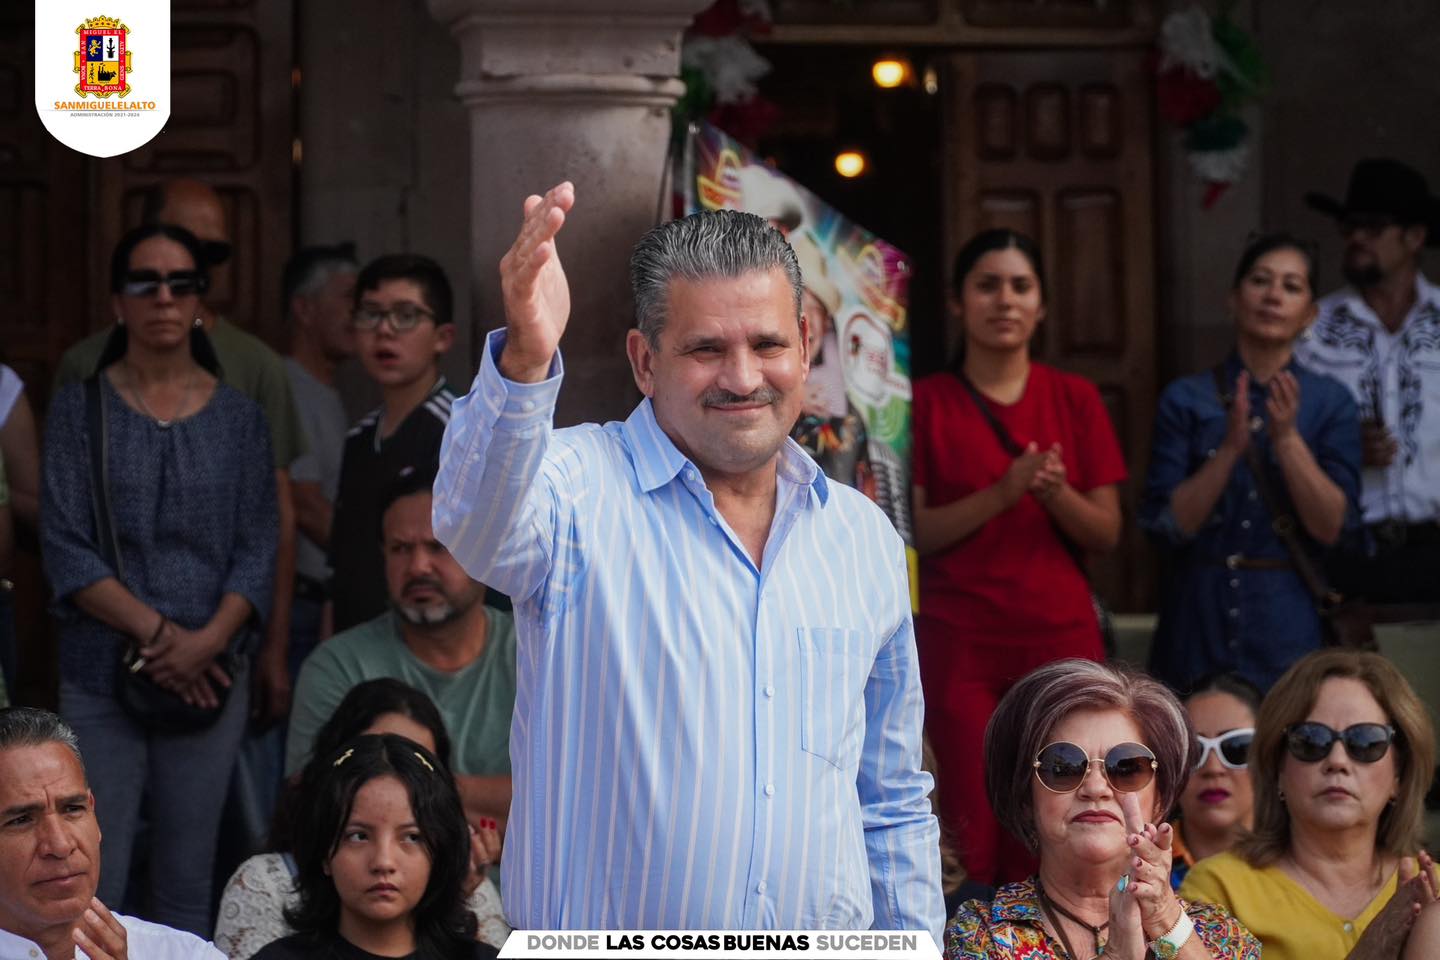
433, 182, 943, 938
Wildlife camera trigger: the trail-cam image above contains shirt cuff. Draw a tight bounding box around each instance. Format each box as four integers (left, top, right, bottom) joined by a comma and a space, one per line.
476, 328, 564, 428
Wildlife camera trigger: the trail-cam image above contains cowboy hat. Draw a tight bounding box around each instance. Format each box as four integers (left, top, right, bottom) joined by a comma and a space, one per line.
1304, 158, 1440, 246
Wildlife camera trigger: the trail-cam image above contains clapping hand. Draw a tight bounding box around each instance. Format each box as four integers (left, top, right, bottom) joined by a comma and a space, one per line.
1030, 443, 1067, 503
1104, 792, 1182, 959
998, 442, 1049, 506
1266, 370, 1302, 442
499, 182, 575, 384
1222, 370, 1252, 455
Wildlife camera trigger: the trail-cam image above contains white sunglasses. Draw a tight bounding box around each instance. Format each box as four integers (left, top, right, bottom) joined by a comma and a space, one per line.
1193, 728, 1254, 770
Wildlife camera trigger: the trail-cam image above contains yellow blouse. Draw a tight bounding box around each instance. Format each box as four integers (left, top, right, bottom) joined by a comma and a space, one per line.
1180, 850, 1398, 960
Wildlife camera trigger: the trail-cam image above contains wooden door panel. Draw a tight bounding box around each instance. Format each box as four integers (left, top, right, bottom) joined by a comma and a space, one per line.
945, 47, 1157, 612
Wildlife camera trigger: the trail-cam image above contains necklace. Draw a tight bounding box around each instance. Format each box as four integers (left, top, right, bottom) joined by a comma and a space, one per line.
1037, 878, 1109, 960
124, 362, 194, 429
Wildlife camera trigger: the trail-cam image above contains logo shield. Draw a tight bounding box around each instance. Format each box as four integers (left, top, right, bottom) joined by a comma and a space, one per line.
36, 4, 170, 157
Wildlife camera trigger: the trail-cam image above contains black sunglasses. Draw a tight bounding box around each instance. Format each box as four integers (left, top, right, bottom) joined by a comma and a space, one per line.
1032, 741, 1158, 795
1284, 722, 1396, 764
121, 270, 207, 298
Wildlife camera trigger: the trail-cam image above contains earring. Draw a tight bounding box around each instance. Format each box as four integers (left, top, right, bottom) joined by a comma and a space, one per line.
193, 316, 203, 329
1277, 787, 1285, 801
116, 316, 125, 327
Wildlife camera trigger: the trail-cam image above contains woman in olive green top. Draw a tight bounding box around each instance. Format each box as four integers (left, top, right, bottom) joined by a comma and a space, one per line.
1180, 649, 1438, 960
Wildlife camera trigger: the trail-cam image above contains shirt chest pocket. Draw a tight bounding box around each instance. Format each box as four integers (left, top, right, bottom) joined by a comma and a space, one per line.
798, 627, 872, 771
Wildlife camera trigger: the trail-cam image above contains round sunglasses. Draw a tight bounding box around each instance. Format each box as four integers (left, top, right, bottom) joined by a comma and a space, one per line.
1032, 741, 1158, 794
1284, 722, 1396, 764
1193, 728, 1254, 770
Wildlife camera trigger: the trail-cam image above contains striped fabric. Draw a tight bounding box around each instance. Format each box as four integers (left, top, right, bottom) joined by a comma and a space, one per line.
434, 330, 942, 938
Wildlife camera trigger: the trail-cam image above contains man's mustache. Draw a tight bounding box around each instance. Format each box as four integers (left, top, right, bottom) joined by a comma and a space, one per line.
701, 386, 781, 408
402, 576, 444, 596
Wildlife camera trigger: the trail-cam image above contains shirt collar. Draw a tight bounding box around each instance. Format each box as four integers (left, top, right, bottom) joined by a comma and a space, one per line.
620, 398, 830, 505
1335, 271, 1440, 325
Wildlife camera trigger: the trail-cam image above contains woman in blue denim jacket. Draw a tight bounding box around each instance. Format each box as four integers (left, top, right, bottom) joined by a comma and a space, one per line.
1142, 233, 1362, 693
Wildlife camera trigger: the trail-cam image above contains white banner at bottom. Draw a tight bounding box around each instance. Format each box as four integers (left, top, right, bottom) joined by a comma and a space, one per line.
498, 931, 941, 960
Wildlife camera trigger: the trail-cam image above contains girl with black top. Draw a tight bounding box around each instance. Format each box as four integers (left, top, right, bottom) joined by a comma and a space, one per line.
251, 734, 499, 960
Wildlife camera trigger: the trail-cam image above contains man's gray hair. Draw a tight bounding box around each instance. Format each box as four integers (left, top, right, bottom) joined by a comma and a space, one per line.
629, 209, 804, 346
0, 707, 87, 776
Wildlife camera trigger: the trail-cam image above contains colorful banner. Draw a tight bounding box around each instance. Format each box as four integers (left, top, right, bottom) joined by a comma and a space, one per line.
683, 122, 914, 555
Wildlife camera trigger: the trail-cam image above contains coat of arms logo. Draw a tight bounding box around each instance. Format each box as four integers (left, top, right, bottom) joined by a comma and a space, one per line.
73, 15, 131, 99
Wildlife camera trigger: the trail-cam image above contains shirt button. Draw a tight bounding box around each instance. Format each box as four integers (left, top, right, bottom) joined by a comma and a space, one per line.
1206, 448, 1217, 459
757, 881, 768, 894
764, 783, 775, 797
1248, 490, 1259, 501
1229, 608, 1239, 618
1343, 922, 1354, 933
764, 685, 775, 698
1230, 578, 1239, 588
521, 399, 535, 412
1241, 519, 1251, 530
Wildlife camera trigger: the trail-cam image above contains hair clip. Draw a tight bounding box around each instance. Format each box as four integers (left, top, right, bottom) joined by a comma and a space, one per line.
333, 748, 354, 767
414, 751, 434, 773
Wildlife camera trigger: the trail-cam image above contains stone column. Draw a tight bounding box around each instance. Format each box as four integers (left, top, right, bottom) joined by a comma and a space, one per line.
427, 0, 710, 425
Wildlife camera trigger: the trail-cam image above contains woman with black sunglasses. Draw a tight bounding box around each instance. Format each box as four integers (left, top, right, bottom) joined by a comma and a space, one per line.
1169, 674, 1262, 890
1181, 649, 1438, 960
39, 223, 278, 935
946, 658, 1258, 960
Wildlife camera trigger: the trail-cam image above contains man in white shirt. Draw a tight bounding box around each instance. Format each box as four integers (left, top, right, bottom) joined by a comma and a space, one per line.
0, 708, 223, 960
1296, 158, 1440, 603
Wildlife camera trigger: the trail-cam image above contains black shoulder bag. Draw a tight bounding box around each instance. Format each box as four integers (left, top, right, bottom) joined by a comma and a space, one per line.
954, 373, 1117, 656
1209, 366, 1375, 650
84, 375, 232, 732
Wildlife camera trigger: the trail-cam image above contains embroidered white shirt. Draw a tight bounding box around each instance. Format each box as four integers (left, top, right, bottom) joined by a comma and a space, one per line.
0, 912, 223, 960
1295, 274, 1440, 523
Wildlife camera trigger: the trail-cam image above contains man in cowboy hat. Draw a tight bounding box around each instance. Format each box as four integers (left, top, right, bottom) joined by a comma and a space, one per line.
1295, 157, 1440, 603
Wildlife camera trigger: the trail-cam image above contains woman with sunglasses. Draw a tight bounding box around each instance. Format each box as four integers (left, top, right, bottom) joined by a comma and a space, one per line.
40, 223, 278, 934
946, 658, 1258, 960
1170, 674, 1261, 890
1181, 649, 1438, 960
1141, 233, 1361, 694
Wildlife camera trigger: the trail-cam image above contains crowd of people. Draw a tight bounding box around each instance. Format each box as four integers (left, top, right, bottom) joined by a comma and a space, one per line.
0, 155, 1436, 960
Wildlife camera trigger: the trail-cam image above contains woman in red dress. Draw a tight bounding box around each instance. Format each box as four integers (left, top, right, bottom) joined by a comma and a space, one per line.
912, 229, 1127, 885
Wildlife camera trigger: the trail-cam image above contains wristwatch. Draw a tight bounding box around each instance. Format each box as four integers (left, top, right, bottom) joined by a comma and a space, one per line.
1148, 908, 1195, 959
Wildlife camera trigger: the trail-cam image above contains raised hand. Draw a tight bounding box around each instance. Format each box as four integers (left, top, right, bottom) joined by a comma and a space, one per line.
1222, 370, 1252, 455
73, 897, 128, 960
998, 442, 1049, 506
1118, 791, 1182, 943
1266, 370, 1302, 441
498, 182, 575, 383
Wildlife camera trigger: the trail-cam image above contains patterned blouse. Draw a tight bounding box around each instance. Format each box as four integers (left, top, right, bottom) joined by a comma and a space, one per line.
945, 876, 1260, 959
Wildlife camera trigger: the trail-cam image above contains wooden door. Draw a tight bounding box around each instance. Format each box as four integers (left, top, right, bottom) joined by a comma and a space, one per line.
943, 47, 1157, 612
87, 1, 297, 348
0, 1, 294, 706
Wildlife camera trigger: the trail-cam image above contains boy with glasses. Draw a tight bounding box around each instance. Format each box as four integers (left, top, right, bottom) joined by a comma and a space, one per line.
329, 254, 458, 632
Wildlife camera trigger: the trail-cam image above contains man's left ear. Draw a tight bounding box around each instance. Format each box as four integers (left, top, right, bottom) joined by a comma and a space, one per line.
434, 323, 456, 355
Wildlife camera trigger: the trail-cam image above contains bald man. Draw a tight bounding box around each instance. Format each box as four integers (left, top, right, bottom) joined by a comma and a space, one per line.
55, 179, 305, 739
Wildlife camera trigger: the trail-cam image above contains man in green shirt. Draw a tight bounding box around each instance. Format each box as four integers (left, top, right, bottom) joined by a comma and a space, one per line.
55, 179, 304, 726
285, 464, 515, 824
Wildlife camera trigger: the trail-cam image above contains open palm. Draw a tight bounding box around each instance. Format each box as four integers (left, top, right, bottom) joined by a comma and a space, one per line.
499, 181, 575, 382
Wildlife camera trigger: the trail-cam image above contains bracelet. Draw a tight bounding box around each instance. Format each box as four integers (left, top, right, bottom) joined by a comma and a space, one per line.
1147, 906, 1194, 960
148, 613, 168, 644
